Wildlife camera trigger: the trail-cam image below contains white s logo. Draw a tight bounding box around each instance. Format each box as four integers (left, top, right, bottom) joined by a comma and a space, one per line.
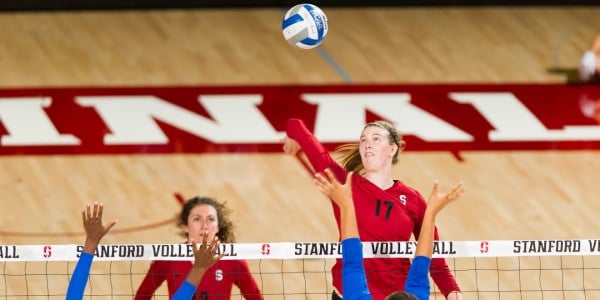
399, 195, 407, 205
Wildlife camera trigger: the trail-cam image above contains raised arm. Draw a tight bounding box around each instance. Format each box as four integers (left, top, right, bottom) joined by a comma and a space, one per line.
410, 188, 462, 299
314, 168, 371, 300
81, 203, 118, 254
283, 118, 343, 176
172, 233, 224, 300
416, 181, 464, 258
314, 169, 356, 239
66, 202, 117, 300
403, 181, 464, 300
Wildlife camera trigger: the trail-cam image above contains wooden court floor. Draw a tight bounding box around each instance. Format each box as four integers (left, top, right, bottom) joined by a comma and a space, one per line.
0, 6, 599, 299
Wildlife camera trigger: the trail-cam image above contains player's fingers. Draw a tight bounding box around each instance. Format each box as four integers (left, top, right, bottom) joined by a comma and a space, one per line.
431, 180, 439, 196
324, 168, 338, 184
92, 202, 100, 219
210, 236, 220, 252
344, 172, 353, 186
314, 172, 326, 182
215, 240, 225, 259
201, 230, 209, 246
105, 219, 118, 232
451, 182, 465, 199
313, 173, 328, 188
190, 239, 198, 252
97, 203, 104, 219
85, 203, 92, 220
313, 179, 326, 191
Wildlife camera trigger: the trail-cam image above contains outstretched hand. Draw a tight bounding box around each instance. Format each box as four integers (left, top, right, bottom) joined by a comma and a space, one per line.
82, 202, 117, 254
426, 180, 465, 217
190, 233, 225, 271
183, 232, 226, 287
281, 136, 301, 155
313, 168, 353, 208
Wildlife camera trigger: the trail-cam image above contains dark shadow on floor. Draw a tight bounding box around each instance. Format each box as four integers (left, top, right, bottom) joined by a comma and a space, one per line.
547, 67, 600, 84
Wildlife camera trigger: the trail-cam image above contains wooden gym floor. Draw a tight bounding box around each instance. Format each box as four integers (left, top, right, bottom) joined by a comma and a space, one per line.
0, 6, 599, 299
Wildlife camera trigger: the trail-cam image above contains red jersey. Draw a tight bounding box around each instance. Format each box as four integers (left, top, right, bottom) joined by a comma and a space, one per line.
135, 259, 262, 300
286, 118, 460, 299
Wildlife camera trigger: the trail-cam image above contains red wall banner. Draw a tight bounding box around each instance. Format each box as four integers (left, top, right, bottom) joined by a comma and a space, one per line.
0, 84, 598, 155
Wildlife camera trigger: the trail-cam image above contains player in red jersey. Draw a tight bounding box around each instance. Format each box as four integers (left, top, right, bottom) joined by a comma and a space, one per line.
135, 197, 262, 300
282, 118, 462, 300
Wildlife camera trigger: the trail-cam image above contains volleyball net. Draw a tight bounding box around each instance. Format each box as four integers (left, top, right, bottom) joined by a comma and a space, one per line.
2, 239, 600, 299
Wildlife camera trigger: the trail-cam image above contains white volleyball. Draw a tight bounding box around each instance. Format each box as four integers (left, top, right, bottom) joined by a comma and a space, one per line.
282, 3, 328, 49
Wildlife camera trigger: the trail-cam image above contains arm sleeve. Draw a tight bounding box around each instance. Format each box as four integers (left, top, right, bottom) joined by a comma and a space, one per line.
412, 191, 460, 297
66, 252, 94, 300
286, 118, 344, 176
341, 238, 372, 300
287, 118, 348, 230
234, 260, 263, 300
134, 261, 168, 300
404, 256, 432, 300
171, 280, 197, 300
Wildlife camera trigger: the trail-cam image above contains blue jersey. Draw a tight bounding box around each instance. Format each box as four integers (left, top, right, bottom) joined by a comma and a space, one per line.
341, 238, 431, 300
342, 238, 372, 300
66, 252, 198, 299
172, 281, 197, 300
66, 252, 94, 300
404, 256, 431, 300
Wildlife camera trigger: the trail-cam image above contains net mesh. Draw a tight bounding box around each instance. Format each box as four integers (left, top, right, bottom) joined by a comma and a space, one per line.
1, 239, 600, 299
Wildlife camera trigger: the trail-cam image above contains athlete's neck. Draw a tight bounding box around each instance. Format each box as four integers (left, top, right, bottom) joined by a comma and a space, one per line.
364, 171, 394, 190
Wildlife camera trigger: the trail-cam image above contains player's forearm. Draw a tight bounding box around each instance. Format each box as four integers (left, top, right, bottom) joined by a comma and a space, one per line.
286, 118, 334, 172
184, 267, 207, 287
339, 203, 359, 240
82, 238, 100, 254
66, 252, 94, 299
415, 212, 436, 258
172, 280, 197, 300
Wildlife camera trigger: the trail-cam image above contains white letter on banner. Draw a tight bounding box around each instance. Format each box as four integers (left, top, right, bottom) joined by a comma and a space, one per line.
450, 93, 600, 141
302, 93, 473, 142
76, 95, 282, 144
0, 98, 80, 146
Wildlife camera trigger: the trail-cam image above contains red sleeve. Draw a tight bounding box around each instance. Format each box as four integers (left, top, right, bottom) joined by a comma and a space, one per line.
411, 190, 461, 297
234, 260, 263, 300
285, 118, 343, 177
134, 261, 167, 300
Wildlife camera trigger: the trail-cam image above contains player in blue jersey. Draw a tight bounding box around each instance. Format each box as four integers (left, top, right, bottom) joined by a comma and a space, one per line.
313, 169, 464, 300
66, 202, 117, 300
66, 202, 223, 299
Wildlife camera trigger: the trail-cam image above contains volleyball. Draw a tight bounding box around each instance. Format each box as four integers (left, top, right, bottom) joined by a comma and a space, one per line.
282, 4, 328, 49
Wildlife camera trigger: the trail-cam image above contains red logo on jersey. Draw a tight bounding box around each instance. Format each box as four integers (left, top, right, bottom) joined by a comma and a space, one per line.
480, 241, 489, 254
43, 245, 52, 258
261, 244, 270, 255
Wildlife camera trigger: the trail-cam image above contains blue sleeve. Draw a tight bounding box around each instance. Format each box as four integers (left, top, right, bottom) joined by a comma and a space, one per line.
341, 238, 372, 300
172, 280, 197, 300
404, 256, 431, 300
66, 252, 94, 300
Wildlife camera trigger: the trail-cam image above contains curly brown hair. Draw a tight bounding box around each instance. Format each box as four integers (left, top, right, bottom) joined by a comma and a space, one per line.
177, 196, 236, 243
